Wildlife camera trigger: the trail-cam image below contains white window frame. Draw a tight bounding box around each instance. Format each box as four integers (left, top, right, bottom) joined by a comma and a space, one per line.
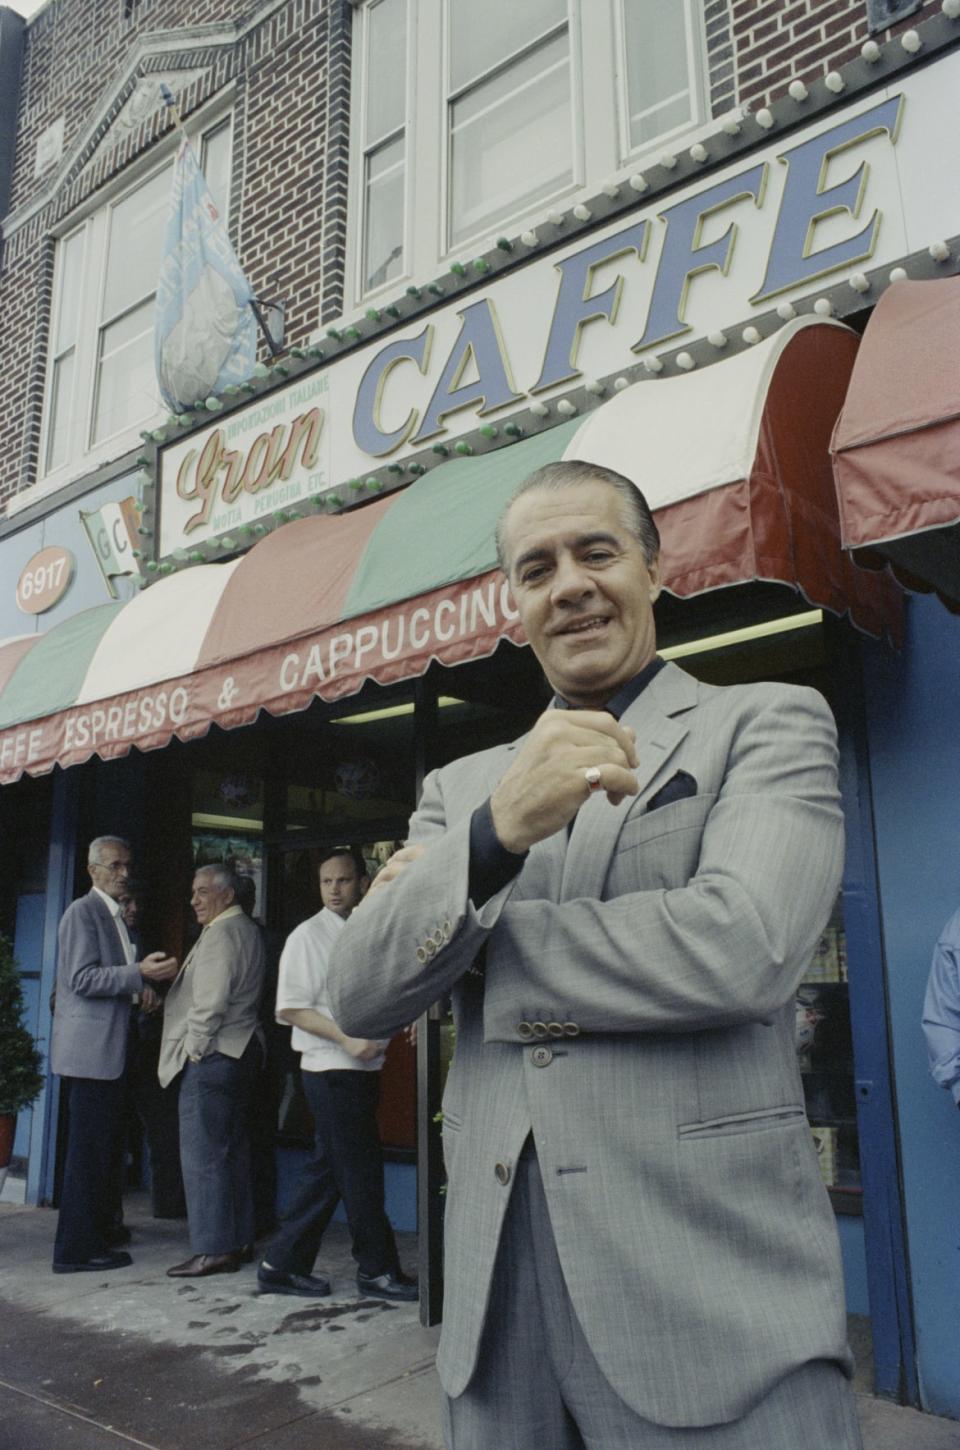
440, 4, 581, 256
356, 0, 413, 297
612, 0, 708, 167
345, 0, 707, 311
16, 104, 234, 517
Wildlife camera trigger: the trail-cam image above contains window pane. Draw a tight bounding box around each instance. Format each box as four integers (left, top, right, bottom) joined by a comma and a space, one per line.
201, 120, 232, 222
450, 34, 571, 245
92, 297, 158, 442
45, 351, 75, 472
283, 711, 416, 834
102, 164, 171, 321
449, 0, 566, 93
364, 135, 405, 291
366, 0, 407, 144
55, 229, 86, 355
623, 0, 693, 148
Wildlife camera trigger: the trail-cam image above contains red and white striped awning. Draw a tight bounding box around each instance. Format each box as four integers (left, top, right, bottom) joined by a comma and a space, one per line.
0, 317, 899, 783
832, 277, 960, 604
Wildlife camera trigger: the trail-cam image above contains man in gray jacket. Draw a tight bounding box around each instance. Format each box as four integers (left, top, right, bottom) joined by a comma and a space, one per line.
161, 864, 265, 1278
328, 462, 862, 1448
51, 836, 177, 1273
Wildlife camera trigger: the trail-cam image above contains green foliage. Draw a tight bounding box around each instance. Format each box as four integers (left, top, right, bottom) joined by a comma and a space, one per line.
0, 933, 44, 1115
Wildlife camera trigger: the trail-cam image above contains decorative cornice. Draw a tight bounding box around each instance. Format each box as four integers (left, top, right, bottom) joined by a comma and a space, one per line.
1, 0, 291, 241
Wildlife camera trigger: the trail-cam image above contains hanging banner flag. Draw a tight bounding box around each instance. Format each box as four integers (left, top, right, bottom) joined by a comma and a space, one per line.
154, 92, 257, 412
80, 497, 141, 598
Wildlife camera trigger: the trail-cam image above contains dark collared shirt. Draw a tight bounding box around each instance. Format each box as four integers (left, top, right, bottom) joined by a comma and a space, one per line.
467, 657, 665, 906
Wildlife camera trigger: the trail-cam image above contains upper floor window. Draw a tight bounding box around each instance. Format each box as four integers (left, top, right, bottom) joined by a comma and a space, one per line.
359, 0, 408, 293
447, 0, 571, 248
619, 0, 700, 151
348, 0, 706, 304
41, 116, 232, 484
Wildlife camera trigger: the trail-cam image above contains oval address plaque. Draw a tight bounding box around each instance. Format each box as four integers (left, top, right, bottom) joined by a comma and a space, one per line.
16, 546, 75, 615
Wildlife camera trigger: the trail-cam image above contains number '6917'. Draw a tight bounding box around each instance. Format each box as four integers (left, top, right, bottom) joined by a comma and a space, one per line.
16, 547, 74, 614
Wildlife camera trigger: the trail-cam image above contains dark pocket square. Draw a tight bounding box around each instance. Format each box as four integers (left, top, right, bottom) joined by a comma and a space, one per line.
645, 770, 698, 813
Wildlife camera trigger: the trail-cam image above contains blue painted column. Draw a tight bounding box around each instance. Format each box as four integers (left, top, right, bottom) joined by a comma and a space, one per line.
860, 592, 960, 1421
833, 621, 916, 1403
27, 768, 79, 1206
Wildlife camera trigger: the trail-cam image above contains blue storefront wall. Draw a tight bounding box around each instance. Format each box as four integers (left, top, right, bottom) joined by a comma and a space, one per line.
861, 590, 960, 1420
0, 471, 142, 640
1, 472, 142, 1195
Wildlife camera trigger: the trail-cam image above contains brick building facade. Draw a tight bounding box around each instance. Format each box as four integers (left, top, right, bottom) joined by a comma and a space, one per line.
0, 0, 945, 518
0, 0, 351, 511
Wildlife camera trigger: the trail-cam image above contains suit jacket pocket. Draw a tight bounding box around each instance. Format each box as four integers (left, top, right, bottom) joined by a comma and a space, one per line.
678, 1105, 806, 1140
440, 1110, 462, 1174
614, 793, 716, 855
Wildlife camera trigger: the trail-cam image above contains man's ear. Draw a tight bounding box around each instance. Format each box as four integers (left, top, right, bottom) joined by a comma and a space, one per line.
648, 556, 662, 603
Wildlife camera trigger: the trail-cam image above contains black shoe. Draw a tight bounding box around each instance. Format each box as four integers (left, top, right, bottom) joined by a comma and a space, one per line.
53, 1251, 133, 1274
257, 1264, 331, 1296
166, 1252, 243, 1278
356, 1269, 418, 1302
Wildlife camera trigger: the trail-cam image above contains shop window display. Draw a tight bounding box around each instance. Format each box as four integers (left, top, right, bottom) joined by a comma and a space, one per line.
797, 901, 861, 1214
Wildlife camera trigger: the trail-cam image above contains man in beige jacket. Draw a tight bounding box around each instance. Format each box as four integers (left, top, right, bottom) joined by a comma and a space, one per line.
160, 864, 264, 1278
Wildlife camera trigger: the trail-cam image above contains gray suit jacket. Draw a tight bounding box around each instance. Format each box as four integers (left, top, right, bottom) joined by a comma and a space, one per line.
159, 908, 264, 1088
328, 663, 850, 1428
50, 891, 143, 1080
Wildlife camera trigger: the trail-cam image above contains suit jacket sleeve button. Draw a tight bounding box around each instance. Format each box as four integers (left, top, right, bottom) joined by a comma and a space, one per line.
495, 1162, 511, 1185
517, 1021, 534, 1039
547, 1022, 565, 1038
416, 947, 427, 963
532, 1021, 548, 1038
563, 1022, 580, 1037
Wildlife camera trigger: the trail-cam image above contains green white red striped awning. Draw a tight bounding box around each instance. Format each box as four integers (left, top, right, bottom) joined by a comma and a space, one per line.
0, 319, 899, 783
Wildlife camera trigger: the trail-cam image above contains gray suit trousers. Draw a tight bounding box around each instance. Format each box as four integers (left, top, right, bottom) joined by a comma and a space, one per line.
179, 1040, 259, 1254
441, 1146, 864, 1450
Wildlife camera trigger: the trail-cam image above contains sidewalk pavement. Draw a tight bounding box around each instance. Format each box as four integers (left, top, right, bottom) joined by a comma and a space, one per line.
1, 1194, 958, 1450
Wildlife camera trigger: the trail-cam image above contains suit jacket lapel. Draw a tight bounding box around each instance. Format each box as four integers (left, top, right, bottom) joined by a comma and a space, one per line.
90, 889, 125, 962
559, 663, 699, 901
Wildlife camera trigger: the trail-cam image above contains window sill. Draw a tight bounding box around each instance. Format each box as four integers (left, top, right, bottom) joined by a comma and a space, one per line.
7, 421, 163, 519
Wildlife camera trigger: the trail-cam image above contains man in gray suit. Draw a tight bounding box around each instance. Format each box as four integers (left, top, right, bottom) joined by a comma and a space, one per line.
328, 462, 862, 1447
51, 836, 177, 1273
161, 864, 265, 1278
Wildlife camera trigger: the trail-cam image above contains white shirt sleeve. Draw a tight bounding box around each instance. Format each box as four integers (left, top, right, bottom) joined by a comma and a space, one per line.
275, 923, 321, 1018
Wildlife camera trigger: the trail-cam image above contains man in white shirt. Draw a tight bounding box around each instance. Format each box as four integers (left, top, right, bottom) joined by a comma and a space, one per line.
51, 836, 177, 1273
257, 847, 416, 1301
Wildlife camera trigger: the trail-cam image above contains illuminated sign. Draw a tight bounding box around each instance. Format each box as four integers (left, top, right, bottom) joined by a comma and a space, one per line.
155, 60, 955, 560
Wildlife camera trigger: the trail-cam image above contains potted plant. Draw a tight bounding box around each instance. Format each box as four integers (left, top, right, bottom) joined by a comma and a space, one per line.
0, 933, 44, 1196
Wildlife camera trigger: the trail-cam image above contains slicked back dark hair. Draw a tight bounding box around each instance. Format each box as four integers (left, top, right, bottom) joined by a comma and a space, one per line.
318, 846, 368, 880
496, 460, 660, 573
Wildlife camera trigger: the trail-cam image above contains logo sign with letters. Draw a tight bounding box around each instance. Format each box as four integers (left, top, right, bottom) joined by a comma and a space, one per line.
154, 50, 960, 565
79, 497, 142, 599
16, 546, 75, 615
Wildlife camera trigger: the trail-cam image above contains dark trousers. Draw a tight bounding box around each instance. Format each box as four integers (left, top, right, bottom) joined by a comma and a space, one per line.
53, 1076, 125, 1265
179, 1040, 259, 1255
134, 1035, 186, 1218
265, 1068, 398, 1280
